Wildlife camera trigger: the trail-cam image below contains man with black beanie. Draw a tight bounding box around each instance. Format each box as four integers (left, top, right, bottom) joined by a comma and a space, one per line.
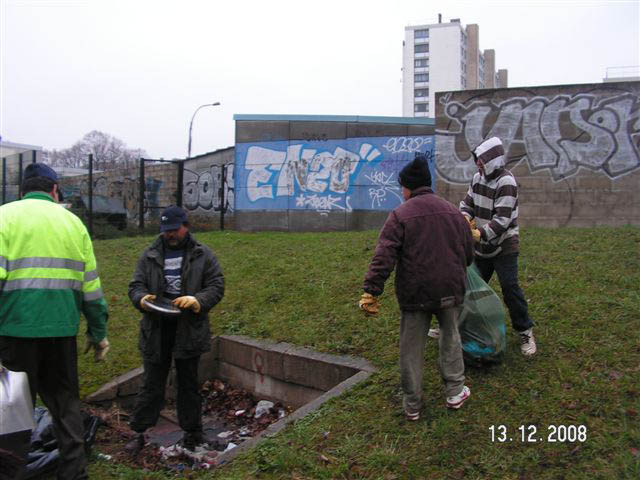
359, 155, 475, 420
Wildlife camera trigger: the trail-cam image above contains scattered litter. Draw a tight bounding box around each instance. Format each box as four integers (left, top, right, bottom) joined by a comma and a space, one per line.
255, 400, 274, 419
87, 378, 292, 473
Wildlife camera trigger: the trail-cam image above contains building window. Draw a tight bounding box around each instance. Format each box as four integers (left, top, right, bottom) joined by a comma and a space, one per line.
415, 73, 429, 83
414, 44, 429, 54
414, 88, 428, 98
414, 58, 429, 68
415, 29, 429, 38
414, 103, 429, 112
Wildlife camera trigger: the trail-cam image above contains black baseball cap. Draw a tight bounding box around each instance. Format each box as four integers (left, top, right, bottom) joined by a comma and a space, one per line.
24, 163, 58, 182
160, 205, 187, 232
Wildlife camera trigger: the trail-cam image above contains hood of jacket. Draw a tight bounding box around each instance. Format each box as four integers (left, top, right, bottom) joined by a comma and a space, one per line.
473, 137, 505, 180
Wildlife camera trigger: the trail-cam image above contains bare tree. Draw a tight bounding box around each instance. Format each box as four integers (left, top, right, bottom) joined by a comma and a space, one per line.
44, 131, 147, 170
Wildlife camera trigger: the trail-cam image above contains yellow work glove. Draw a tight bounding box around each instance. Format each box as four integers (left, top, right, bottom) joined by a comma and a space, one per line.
465, 216, 477, 230
173, 295, 201, 313
140, 294, 156, 311
358, 293, 380, 315
464, 216, 481, 242
84, 335, 110, 362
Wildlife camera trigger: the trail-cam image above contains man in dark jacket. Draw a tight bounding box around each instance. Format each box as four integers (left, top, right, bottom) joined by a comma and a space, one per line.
360, 156, 474, 420
125, 206, 224, 454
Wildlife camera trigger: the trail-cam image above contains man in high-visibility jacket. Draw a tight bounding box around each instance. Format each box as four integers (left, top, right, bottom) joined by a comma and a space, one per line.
0, 163, 109, 480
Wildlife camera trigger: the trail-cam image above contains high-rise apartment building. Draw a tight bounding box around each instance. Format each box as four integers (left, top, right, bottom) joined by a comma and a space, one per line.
402, 16, 508, 117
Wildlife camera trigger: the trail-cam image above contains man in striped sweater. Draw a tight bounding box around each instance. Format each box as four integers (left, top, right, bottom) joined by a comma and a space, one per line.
459, 136, 536, 356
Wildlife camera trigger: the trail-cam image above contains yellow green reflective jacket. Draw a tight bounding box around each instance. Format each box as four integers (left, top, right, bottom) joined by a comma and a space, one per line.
0, 192, 108, 340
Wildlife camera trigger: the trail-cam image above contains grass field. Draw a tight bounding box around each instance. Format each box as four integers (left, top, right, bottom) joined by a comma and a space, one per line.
77, 226, 639, 479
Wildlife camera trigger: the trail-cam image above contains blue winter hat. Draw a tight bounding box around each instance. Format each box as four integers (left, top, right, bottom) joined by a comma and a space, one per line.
24, 163, 58, 182
160, 205, 188, 232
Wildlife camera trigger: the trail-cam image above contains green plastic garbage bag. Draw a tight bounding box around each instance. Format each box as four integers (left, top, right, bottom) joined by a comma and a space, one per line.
458, 264, 507, 365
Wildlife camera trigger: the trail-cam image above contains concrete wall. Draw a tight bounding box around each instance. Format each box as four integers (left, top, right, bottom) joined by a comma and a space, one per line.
435, 81, 640, 226
233, 116, 435, 232
183, 147, 235, 230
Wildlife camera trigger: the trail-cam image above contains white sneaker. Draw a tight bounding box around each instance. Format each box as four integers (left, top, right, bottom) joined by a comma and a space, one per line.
428, 327, 440, 339
519, 328, 537, 356
405, 410, 420, 421
446, 386, 470, 409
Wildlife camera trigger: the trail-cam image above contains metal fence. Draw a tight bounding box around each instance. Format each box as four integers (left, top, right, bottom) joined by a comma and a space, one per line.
1, 151, 39, 205
1, 154, 233, 237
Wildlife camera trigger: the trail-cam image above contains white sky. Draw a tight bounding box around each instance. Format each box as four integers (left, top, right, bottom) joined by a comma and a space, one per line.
1, 0, 638, 159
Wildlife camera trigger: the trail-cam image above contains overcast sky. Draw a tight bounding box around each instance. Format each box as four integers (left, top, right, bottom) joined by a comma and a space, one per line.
1, 0, 638, 159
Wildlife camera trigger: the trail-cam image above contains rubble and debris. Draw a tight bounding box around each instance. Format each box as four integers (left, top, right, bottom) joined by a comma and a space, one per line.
255, 400, 274, 418
87, 378, 292, 472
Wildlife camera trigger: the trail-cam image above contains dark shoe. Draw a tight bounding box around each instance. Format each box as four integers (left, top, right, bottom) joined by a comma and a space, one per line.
181, 431, 204, 451
124, 433, 145, 456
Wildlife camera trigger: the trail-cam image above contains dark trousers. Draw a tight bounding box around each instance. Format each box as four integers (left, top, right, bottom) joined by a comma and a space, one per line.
0, 336, 88, 480
475, 253, 534, 332
129, 319, 202, 435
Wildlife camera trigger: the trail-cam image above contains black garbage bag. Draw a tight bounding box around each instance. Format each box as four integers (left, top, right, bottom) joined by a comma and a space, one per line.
458, 264, 507, 366
22, 407, 104, 479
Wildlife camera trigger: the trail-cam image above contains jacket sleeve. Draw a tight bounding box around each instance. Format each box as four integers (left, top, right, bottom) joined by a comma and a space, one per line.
480, 176, 518, 242
128, 251, 151, 312
194, 250, 225, 314
363, 211, 403, 297
460, 214, 475, 266
459, 181, 476, 219
81, 230, 109, 342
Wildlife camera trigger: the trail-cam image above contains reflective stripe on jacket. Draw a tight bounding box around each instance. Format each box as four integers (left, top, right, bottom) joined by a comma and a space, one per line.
0, 192, 108, 339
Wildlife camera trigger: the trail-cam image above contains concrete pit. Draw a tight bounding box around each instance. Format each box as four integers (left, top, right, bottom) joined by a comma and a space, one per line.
86, 335, 375, 469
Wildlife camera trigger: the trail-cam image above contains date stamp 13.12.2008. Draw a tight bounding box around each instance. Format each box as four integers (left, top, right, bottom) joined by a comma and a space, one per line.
490, 424, 587, 443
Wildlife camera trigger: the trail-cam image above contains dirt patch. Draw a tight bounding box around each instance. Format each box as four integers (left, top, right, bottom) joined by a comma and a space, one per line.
87, 378, 291, 473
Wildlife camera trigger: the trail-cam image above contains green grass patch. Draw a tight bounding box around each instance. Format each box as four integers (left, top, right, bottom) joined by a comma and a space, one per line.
76, 226, 639, 479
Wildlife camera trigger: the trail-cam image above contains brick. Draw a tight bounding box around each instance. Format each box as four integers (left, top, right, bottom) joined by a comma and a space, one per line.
217, 361, 322, 409
282, 349, 357, 392
217, 335, 285, 380
86, 379, 118, 403
116, 366, 145, 396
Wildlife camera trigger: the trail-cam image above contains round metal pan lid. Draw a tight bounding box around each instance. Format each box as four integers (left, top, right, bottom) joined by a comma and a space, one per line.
142, 297, 181, 316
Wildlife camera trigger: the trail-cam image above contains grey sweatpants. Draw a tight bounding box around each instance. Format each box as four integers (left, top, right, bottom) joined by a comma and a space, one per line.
400, 308, 465, 414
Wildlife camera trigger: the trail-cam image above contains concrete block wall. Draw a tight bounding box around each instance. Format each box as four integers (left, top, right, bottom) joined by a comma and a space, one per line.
435, 81, 640, 227
86, 335, 375, 411
233, 115, 435, 232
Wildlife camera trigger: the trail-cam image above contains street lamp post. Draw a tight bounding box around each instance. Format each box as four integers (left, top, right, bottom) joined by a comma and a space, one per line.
187, 102, 220, 158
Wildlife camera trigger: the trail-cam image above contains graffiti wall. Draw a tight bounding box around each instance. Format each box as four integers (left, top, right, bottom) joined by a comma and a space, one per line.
183, 147, 235, 229
233, 116, 435, 231
435, 81, 640, 227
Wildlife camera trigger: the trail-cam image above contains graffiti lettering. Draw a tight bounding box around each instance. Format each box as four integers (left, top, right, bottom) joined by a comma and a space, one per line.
365, 171, 402, 209
382, 136, 432, 154
437, 91, 640, 183
245, 144, 380, 202
184, 164, 234, 213
300, 132, 328, 142
295, 193, 351, 214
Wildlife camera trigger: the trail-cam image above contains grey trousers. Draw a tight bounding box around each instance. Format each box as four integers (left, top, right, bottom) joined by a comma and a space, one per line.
400, 308, 465, 414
